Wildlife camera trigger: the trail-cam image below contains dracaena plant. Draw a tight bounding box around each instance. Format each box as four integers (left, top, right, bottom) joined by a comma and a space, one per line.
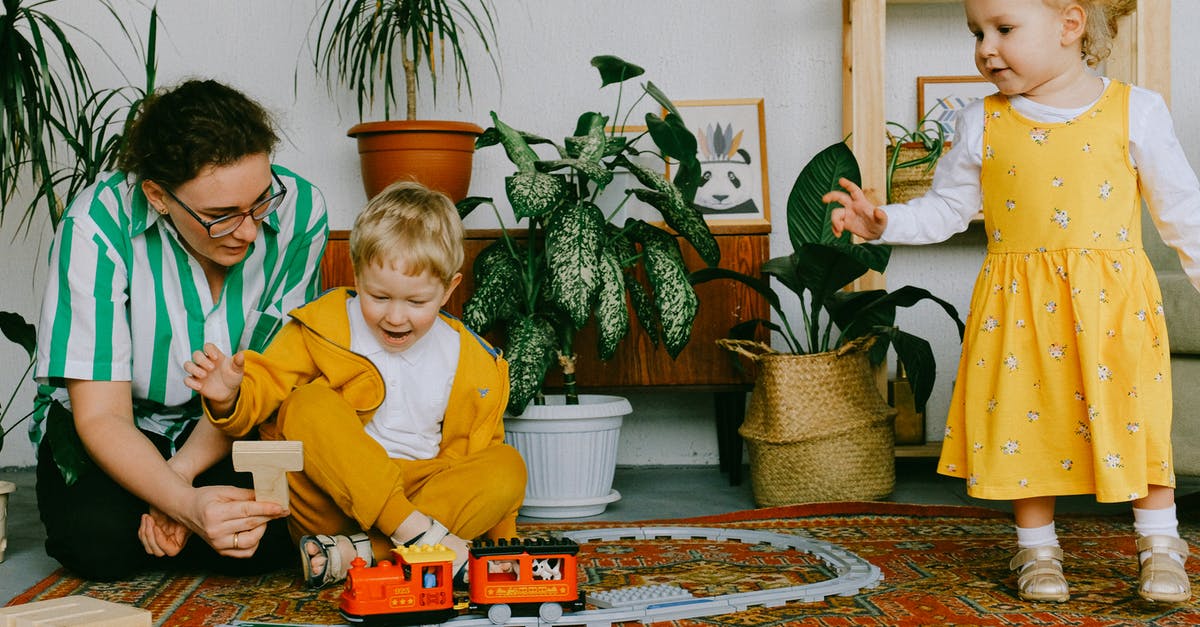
692, 141, 965, 413
458, 55, 718, 416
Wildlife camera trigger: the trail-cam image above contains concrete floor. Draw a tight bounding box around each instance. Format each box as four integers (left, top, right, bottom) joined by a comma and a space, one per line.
3, 459, 1198, 606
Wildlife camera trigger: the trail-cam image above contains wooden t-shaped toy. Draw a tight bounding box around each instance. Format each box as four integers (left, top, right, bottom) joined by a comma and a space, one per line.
232, 440, 303, 509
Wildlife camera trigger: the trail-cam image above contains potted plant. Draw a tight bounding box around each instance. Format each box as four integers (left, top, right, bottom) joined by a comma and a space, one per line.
885, 117, 948, 204
692, 141, 965, 505
1, 1, 157, 230
311, 0, 500, 201
458, 55, 717, 516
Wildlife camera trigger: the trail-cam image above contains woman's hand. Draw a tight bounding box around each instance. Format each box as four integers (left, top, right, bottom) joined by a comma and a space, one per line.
822, 177, 888, 240
176, 484, 286, 557
139, 507, 191, 556
183, 343, 245, 417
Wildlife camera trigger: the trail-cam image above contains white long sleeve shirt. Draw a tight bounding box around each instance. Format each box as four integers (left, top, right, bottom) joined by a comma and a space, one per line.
878, 78, 1200, 292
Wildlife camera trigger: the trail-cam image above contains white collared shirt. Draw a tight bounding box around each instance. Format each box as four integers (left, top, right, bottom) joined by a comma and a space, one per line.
347, 295, 459, 460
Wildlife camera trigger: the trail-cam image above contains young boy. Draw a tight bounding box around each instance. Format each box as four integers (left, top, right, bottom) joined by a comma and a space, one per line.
183, 181, 526, 588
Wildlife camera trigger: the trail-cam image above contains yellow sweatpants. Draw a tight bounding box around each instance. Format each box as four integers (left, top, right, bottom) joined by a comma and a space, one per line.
264, 383, 526, 561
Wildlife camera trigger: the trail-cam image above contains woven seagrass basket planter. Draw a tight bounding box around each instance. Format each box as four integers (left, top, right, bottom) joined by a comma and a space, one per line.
886, 142, 939, 204
725, 340, 897, 506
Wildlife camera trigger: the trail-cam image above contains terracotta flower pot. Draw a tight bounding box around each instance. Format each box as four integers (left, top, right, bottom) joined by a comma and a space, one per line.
347, 120, 484, 202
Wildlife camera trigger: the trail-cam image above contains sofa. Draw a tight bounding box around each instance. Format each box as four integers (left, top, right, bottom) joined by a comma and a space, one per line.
1143, 211, 1200, 476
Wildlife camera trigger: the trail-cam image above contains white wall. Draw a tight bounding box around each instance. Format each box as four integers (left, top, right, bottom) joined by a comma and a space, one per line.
2, 1, 1198, 468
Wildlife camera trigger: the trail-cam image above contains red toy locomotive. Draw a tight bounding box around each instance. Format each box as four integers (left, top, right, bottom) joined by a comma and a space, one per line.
339, 537, 582, 625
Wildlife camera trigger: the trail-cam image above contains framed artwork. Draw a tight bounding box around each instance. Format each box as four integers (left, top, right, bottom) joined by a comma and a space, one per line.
917, 75, 995, 142
661, 98, 771, 233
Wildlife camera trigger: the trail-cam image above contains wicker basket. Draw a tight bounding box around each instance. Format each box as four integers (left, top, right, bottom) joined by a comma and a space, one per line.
887, 142, 940, 204
720, 339, 897, 506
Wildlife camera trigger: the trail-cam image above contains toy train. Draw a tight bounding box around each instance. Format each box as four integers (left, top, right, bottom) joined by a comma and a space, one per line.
339, 536, 583, 625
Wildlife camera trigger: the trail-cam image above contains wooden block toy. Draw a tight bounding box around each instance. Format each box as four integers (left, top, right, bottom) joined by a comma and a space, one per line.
232, 440, 303, 509
0, 595, 151, 627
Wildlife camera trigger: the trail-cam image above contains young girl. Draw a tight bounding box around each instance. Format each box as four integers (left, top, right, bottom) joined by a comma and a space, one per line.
823, 0, 1199, 604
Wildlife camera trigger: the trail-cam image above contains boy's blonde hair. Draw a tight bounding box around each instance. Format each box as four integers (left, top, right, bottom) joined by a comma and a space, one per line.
349, 181, 465, 285
1048, 0, 1137, 67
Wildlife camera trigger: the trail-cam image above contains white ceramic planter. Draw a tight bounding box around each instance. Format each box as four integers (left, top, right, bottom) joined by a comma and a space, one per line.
505, 395, 632, 518
0, 480, 14, 563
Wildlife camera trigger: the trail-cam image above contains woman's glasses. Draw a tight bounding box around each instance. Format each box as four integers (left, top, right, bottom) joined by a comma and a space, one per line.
160, 170, 288, 238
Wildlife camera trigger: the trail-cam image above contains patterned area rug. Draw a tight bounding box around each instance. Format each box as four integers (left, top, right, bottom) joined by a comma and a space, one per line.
8, 502, 1200, 626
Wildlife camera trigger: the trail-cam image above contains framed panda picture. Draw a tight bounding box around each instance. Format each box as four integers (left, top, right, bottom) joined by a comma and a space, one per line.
665, 98, 771, 233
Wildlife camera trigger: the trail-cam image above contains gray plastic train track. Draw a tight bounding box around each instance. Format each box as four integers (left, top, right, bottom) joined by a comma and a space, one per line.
430, 525, 884, 626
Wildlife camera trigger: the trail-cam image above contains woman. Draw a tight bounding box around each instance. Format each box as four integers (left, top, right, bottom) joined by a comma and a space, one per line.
32, 79, 329, 580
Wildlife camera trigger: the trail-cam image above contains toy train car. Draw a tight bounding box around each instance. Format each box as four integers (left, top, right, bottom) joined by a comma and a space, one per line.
339, 536, 582, 625
340, 544, 457, 626
468, 537, 583, 624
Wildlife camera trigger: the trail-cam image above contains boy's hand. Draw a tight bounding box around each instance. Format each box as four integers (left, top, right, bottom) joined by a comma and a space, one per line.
822, 177, 888, 240
183, 343, 245, 415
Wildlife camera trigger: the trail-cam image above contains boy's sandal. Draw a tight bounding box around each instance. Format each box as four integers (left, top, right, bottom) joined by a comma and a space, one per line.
300, 532, 373, 589
1136, 535, 1192, 603
1009, 546, 1070, 602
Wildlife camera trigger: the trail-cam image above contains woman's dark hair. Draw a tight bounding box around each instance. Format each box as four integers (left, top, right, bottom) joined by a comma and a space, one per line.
118, 79, 279, 186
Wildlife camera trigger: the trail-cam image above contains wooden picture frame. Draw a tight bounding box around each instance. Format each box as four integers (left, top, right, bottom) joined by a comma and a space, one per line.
917, 75, 995, 142
661, 98, 771, 233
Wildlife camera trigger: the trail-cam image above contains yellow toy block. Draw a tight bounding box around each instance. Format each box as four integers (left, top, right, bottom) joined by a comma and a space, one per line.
0, 595, 151, 627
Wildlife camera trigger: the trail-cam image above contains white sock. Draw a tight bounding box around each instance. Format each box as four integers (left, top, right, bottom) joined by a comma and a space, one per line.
1133, 505, 1185, 565
1016, 522, 1059, 549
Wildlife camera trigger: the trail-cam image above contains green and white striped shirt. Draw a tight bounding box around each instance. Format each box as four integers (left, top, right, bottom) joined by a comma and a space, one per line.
32, 166, 328, 449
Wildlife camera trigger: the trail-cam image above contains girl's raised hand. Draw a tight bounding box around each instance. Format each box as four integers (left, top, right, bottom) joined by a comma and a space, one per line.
823, 177, 888, 240
182, 343, 245, 415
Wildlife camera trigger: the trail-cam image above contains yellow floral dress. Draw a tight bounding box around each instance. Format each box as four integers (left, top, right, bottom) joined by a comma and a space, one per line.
937, 81, 1175, 503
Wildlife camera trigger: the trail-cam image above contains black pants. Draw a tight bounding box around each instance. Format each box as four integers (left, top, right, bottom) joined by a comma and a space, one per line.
36, 422, 296, 581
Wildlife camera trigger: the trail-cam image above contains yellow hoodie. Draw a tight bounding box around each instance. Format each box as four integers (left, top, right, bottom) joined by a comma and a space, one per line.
206, 287, 511, 459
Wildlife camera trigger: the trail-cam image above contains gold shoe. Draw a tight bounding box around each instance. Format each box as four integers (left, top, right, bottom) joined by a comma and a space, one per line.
1136, 535, 1191, 603
1009, 546, 1070, 602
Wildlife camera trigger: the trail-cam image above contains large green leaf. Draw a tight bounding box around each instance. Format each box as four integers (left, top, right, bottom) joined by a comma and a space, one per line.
505, 172, 570, 219
643, 81, 681, 119
620, 156, 719, 267
594, 249, 629, 359
786, 141, 862, 252
885, 328, 938, 414
590, 55, 645, 87
629, 222, 698, 357
489, 111, 539, 172
545, 201, 605, 328
504, 316, 557, 415
462, 241, 524, 332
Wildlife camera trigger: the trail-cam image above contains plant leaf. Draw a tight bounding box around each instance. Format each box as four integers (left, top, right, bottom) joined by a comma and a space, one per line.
505, 172, 570, 219
545, 201, 605, 328
643, 81, 681, 119
786, 141, 862, 251
504, 316, 557, 415
628, 221, 698, 357
0, 311, 37, 358
462, 241, 524, 332
619, 156, 719, 267
590, 55, 645, 87
456, 196, 492, 221
47, 398, 92, 486
888, 328, 937, 414
594, 249, 629, 359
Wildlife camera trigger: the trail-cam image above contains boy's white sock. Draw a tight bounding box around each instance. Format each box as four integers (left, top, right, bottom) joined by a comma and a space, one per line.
1133, 505, 1185, 565
1016, 521, 1059, 549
